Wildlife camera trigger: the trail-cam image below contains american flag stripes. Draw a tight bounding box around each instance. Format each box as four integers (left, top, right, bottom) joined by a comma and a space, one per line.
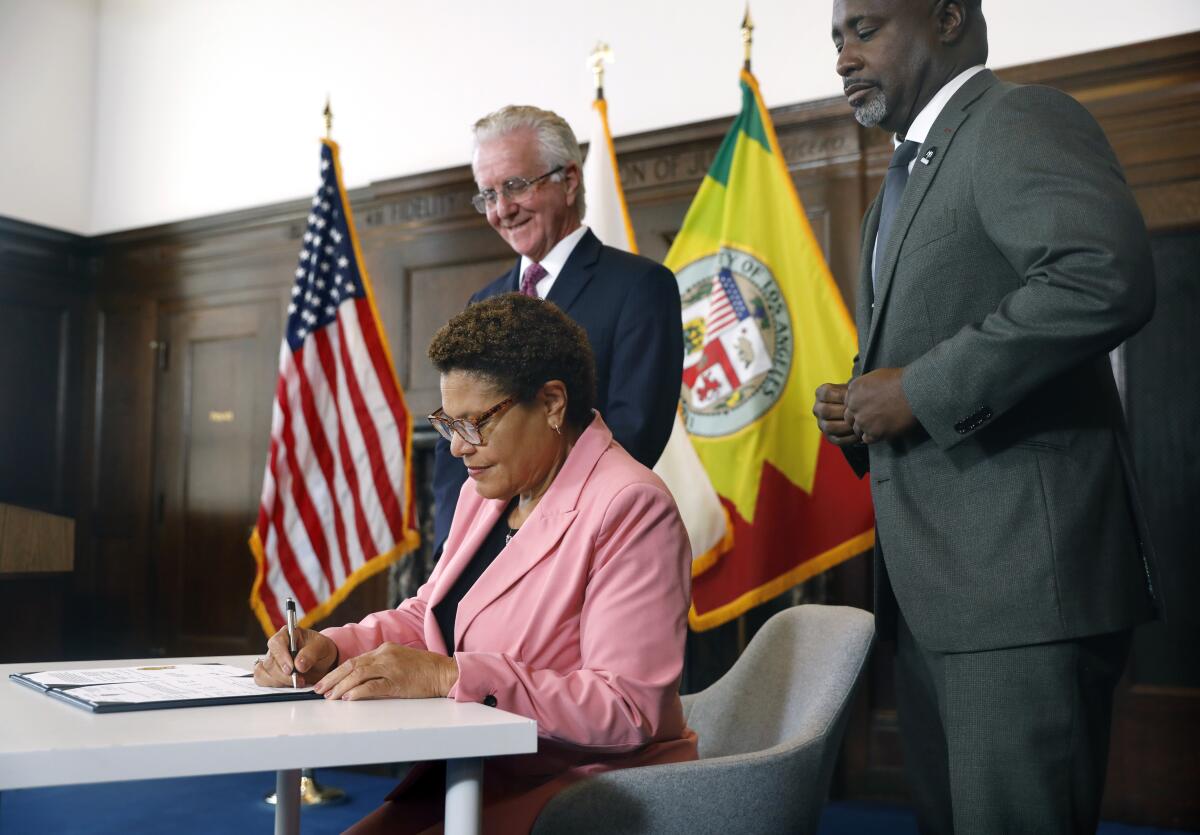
249, 139, 419, 635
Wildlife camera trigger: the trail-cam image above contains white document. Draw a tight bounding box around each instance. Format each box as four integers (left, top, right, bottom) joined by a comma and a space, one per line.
69, 675, 314, 704
27, 663, 251, 687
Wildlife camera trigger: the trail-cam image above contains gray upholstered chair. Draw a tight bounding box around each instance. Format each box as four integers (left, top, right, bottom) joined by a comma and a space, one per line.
532, 604, 875, 835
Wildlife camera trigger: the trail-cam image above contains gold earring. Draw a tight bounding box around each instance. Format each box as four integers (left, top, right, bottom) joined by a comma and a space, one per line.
552, 423, 561, 435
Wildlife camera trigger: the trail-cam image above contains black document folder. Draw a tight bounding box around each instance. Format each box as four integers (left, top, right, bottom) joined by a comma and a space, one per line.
9, 663, 324, 713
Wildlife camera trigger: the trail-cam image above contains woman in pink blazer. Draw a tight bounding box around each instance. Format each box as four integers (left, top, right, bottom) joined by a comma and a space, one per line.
256, 293, 697, 833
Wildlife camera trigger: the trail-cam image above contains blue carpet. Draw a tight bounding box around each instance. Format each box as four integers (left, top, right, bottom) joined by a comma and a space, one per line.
2, 775, 1195, 834
0, 768, 397, 834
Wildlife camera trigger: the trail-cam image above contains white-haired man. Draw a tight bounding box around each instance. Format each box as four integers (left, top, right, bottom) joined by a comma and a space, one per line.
431, 105, 683, 554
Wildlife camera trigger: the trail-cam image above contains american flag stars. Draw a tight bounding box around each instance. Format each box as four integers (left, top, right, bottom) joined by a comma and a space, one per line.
285, 144, 366, 351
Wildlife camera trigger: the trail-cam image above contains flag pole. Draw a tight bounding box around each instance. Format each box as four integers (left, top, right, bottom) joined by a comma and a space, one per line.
734, 4, 754, 648
266, 94, 354, 811
589, 41, 613, 101
741, 5, 754, 72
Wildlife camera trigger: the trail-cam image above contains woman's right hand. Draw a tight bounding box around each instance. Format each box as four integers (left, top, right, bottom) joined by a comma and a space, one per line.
253, 626, 338, 688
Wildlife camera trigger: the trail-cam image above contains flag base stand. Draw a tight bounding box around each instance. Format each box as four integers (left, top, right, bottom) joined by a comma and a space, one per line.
265, 768, 347, 806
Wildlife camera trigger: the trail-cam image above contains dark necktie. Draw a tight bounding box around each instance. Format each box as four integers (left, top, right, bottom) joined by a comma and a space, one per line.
873, 139, 921, 292
520, 262, 547, 298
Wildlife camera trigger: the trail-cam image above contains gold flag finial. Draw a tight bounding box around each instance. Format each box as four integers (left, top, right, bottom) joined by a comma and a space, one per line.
323, 95, 333, 140
589, 42, 615, 100
741, 5, 754, 72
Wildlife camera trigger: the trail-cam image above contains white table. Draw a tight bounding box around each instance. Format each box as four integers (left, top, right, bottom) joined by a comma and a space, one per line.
0, 655, 537, 834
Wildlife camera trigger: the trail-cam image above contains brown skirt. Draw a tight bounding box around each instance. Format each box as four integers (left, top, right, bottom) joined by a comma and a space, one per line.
341, 761, 572, 835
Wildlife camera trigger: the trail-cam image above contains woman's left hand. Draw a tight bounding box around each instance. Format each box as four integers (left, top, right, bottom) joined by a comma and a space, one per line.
314, 643, 459, 701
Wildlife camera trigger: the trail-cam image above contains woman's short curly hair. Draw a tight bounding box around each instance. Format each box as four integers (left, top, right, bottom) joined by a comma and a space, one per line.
428, 293, 596, 428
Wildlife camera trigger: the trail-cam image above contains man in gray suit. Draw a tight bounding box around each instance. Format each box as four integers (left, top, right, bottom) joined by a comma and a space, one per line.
814, 1, 1160, 831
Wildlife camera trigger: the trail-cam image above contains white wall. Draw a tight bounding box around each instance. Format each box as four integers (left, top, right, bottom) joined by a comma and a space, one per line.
3, 1, 1199, 235
0, 0, 97, 234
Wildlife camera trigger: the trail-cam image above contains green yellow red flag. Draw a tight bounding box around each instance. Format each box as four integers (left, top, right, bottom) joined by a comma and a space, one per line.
665, 70, 874, 630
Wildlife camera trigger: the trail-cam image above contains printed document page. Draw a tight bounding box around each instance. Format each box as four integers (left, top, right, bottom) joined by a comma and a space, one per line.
68, 675, 314, 705
21, 663, 314, 704
26, 664, 252, 687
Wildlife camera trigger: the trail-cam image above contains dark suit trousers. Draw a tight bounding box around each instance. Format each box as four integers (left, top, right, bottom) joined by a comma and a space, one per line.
895, 611, 1130, 835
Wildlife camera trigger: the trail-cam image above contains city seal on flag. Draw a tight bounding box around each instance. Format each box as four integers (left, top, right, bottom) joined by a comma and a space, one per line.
677, 246, 793, 437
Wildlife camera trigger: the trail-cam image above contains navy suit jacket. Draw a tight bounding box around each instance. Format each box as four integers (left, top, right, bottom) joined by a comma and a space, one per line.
431, 228, 683, 553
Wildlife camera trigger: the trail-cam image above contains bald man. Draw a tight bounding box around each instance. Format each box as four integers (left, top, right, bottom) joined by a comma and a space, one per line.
815, 1, 1160, 831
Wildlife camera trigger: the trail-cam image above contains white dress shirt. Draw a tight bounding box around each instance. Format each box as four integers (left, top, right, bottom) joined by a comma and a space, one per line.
519, 224, 590, 298
897, 65, 987, 165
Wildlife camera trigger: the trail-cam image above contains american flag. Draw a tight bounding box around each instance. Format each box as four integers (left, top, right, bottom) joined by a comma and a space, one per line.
249, 140, 419, 635
704, 266, 751, 342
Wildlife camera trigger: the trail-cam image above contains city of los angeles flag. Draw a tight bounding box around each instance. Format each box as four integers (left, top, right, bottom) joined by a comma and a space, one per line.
664, 70, 875, 630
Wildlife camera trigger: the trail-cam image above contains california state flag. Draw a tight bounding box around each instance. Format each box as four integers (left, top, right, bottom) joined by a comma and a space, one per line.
581, 94, 733, 574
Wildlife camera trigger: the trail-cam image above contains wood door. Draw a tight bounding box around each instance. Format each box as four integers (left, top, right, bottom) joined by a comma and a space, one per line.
151, 299, 280, 656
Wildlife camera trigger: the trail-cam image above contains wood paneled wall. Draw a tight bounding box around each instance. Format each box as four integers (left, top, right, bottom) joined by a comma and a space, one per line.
0, 31, 1196, 827
0, 218, 91, 660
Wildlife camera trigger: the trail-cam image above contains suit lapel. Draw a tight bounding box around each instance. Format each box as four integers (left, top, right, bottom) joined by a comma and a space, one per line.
451, 413, 612, 650
501, 260, 521, 294
450, 509, 578, 651
426, 497, 505, 612
861, 70, 998, 366
545, 229, 602, 313
420, 493, 508, 655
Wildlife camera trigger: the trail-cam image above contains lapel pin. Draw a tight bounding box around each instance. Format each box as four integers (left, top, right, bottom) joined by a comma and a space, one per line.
920, 148, 936, 165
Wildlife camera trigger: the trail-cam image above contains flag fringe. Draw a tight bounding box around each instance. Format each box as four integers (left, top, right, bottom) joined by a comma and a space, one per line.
687, 527, 874, 631
250, 527, 422, 638
324, 138, 420, 546
592, 98, 639, 256
689, 503, 736, 577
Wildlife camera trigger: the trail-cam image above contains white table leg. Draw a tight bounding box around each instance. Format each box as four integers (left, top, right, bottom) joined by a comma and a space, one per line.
444, 757, 483, 835
275, 768, 301, 835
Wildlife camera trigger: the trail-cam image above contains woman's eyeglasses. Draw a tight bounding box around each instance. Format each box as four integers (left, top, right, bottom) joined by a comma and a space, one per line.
427, 397, 516, 445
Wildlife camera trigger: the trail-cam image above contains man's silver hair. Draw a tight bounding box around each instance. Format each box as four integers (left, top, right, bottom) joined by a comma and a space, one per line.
472, 105, 586, 220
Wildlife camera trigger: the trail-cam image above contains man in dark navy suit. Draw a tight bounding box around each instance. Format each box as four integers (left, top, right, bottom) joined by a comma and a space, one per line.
430, 105, 682, 554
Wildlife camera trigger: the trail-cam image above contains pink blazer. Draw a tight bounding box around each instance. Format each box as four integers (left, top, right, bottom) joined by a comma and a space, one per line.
323, 413, 698, 783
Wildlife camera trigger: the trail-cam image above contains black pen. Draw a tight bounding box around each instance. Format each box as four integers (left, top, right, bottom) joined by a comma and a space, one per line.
285, 598, 298, 689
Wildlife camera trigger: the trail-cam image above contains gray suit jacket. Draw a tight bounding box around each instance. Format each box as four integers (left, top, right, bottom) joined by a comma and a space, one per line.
851, 70, 1160, 652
